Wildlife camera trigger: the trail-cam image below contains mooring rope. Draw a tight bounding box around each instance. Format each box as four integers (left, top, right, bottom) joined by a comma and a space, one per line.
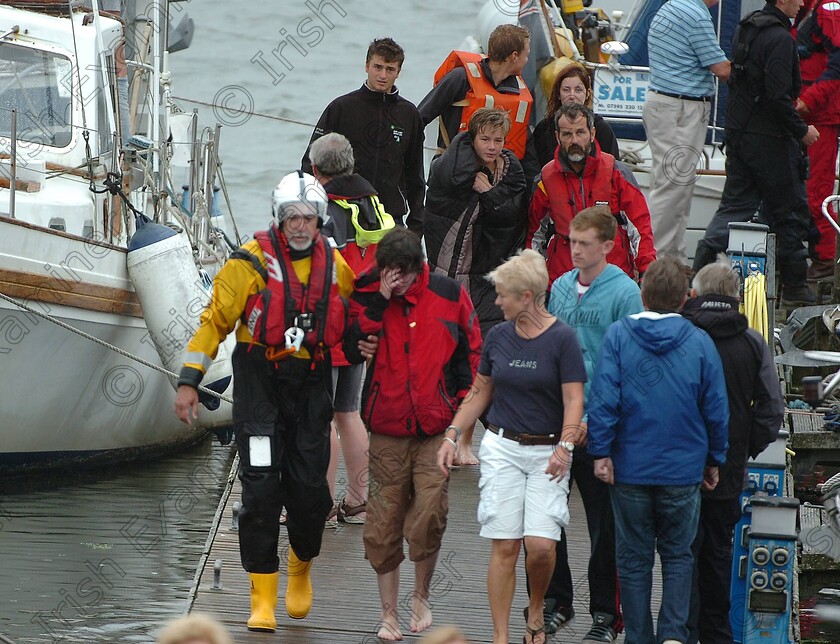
0, 290, 233, 404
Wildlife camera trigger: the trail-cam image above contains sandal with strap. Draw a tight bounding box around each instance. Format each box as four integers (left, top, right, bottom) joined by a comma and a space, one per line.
523, 624, 546, 644
337, 497, 366, 524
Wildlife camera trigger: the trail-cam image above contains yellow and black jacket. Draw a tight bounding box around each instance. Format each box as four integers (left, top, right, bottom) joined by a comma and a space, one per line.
177, 231, 355, 389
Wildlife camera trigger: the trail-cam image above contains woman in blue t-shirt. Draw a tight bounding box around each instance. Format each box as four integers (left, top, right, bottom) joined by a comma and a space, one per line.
437, 249, 585, 644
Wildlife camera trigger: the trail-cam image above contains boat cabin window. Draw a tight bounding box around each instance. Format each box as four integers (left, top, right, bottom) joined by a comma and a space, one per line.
0, 44, 73, 148
48, 217, 66, 232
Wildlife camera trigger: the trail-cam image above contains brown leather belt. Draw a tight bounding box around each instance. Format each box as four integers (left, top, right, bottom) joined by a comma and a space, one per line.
487, 423, 561, 446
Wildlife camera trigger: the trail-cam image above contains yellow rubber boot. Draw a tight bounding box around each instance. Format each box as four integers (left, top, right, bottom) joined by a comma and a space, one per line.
247, 572, 278, 632
285, 547, 313, 619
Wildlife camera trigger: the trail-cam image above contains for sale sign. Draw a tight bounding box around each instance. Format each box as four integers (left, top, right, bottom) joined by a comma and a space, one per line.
592, 66, 650, 118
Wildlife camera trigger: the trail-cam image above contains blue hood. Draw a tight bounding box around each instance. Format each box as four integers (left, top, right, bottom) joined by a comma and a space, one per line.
620, 311, 695, 356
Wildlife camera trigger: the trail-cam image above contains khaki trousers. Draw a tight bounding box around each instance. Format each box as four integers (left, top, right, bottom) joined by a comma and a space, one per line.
642, 90, 711, 263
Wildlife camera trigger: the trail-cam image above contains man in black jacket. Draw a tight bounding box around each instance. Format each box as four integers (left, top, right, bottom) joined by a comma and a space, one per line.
681, 257, 785, 644
302, 38, 425, 235
692, 0, 820, 305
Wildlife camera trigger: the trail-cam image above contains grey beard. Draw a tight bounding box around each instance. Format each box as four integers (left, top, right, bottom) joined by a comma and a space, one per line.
288, 237, 314, 252
567, 151, 586, 162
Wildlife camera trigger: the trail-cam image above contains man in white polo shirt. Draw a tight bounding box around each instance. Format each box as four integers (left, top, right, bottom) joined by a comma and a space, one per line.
643, 0, 731, 266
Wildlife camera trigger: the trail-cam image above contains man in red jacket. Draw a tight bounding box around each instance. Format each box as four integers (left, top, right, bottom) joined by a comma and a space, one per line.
527, 103, 656, 283
796, 0, 840, 278
343, 227, 482, 641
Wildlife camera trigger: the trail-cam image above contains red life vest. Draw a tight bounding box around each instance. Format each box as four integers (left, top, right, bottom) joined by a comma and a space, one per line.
541, 153, 636, 279
243, 228, 346, 357
433, 50, 533, 159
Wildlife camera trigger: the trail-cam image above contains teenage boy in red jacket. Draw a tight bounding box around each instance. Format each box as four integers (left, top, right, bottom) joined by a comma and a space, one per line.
343, 227, 481, 641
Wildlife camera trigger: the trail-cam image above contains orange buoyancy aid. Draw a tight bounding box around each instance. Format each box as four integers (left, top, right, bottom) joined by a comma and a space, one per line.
243, 228, 347, 357
433, 50, 533, 159
541, 154, 637, 279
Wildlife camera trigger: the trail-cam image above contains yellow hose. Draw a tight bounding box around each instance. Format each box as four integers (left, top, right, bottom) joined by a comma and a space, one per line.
742, 271, 769, 343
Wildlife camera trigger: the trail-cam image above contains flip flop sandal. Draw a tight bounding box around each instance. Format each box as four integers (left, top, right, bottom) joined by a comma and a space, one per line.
523, 624, 545, 644
338, 497, 366, 524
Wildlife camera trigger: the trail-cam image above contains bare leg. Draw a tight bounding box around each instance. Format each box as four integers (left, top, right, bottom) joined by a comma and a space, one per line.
454, 421, 479, 466
376, 567, 403, 641
333, 410, 369, 509
488, 538, 520, 644
327, 423, 339, 500
523, 536, 555, 644
410, 552, 439, 633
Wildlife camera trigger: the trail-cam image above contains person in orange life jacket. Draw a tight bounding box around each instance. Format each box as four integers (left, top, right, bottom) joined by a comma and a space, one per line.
526, 103, 656, 284
173, 172, 356, 633
310, 132, 395, 525
534, 63, 620, 166
342, 228, 482, 641
301, 38, 425, 235
794, 0, 840, 278
419, 24, 541, 189
424, 107, 528, 466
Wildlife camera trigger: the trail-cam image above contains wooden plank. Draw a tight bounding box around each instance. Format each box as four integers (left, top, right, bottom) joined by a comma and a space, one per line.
0, 267, 142, 317
190, 429, 662, 642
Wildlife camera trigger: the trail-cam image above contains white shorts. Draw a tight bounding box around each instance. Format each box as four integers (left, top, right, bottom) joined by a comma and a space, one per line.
476, 429, 570, 540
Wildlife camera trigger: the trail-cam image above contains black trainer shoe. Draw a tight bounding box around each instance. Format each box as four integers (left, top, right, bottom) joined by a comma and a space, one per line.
522, 601, 575, 635
544, 604, 574, 634
582, 612, 617, 642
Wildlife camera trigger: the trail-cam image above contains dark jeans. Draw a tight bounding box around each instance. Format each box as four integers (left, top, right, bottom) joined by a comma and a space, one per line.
233, 345, 333, 573
693, 133, 810, 286
612, 483, 701, 644
529, 452, 623, 629
687, 496, 743, 644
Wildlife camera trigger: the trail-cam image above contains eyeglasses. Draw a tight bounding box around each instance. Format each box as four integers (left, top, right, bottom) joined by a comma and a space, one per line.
284, 214, 317, 225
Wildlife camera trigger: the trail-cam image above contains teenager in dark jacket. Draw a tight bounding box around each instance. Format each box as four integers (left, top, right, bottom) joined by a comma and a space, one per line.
424, 107, 526, 466
301, 38, 425, 235
425, 107, 527, 337
682, 257, 784, 644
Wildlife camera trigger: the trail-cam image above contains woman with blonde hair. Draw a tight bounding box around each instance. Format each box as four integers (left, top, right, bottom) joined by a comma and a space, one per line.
156, 613, 233, 644
419, 625, 470, 644
533, 63, 619, 165
437, 249, 585, 644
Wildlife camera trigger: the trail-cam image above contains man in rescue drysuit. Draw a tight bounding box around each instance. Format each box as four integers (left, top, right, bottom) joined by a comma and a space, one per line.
174, 171, 354, 632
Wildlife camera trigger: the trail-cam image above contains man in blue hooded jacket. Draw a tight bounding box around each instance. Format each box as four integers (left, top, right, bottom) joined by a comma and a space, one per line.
587, 256, 729, 644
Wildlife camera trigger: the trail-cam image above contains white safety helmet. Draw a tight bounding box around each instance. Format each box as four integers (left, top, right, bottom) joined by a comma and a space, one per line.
271, 170, 330, 227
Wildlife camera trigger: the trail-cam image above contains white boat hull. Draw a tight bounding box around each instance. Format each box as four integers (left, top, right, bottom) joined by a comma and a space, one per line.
0, 219, 231, 473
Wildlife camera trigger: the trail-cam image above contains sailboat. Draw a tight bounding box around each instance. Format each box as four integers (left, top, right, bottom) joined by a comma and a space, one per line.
0, 0, 235, 473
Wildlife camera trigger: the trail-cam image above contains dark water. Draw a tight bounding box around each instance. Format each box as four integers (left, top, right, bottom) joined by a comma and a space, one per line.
0, 438, 235, 642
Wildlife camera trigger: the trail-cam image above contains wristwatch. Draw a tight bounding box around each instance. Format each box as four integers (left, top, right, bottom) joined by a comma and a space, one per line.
558, 441, 575, 453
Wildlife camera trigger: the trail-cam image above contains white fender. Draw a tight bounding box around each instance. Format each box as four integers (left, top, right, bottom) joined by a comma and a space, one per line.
477, 0, 517, 53
126, 221, 233, 427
